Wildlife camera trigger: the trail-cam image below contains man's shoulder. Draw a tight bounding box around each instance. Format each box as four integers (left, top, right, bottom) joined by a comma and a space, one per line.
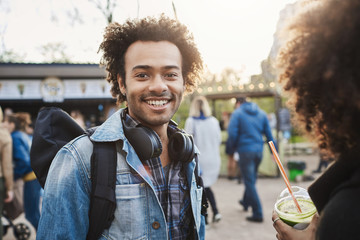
233, 107, 250, 119
89, 109, 125, 142
69, 133, 92, 146
62, 134, 94, 164
233, 107, 243, 115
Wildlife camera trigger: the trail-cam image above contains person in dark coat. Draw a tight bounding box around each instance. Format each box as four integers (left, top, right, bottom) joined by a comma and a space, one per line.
272, 1, 360, 239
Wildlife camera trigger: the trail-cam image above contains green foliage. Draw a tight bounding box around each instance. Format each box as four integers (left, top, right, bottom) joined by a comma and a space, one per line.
252, 97, 276, 113
290, 135, 308, 143
172, 96, 191, 129
210, 99, 235, 123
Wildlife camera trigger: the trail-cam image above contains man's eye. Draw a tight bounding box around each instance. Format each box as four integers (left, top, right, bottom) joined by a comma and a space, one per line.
165, 73, 178, 78
135, 73, 148, 78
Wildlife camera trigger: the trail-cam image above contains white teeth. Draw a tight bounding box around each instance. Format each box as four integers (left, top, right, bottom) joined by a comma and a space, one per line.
147, 100, 168, 106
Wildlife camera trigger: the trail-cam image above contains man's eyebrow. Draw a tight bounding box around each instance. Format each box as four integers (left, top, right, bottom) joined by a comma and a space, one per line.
132, 65, 151, 71
162, 65, 181, 70
131, 65, 181, 71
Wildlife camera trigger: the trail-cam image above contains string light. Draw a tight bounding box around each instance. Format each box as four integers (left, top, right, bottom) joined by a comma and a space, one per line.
199, 71, 279, 95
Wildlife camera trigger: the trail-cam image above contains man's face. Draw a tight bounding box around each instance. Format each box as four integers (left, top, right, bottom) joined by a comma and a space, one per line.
118, 41, 185, 128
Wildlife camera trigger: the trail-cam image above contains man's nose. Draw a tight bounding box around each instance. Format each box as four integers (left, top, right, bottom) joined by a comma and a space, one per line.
149, 74, 168, 93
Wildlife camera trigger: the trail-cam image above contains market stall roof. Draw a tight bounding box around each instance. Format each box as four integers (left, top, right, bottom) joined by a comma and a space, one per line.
0, 63, 106, 79
0, 63, 113, 117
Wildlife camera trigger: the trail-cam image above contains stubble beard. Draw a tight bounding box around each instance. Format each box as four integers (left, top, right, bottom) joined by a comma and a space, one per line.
127, 93, 182, 128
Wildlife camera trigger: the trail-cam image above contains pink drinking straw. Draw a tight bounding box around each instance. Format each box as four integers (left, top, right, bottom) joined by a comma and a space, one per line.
268, 141, 302, 213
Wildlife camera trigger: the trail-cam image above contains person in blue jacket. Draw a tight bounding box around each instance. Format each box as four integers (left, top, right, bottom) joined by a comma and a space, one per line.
37, 15, 206, 240
4, 113, 41, 230
226, 97, 275, 223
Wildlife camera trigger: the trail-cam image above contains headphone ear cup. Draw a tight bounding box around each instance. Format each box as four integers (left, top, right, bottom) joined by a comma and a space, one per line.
121, 110, 162, 162
168, 132, 195, 164
124, 126, 163, 162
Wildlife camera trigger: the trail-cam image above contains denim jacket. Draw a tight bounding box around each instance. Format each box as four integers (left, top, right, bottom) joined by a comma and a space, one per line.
37, 108, 205, 240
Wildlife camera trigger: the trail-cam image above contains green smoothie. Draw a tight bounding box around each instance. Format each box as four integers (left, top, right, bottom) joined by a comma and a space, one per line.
275, 198, 316, 227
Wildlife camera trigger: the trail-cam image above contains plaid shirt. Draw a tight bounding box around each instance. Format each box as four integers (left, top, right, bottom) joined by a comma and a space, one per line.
144, 155, 193, 240
124, 113, 194, 239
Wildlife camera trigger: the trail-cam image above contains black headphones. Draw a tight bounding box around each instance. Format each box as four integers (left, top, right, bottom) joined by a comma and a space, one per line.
120, 109, 195, 164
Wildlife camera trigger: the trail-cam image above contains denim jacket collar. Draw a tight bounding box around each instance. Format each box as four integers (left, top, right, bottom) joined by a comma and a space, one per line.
90, 108, 200, 153
90, 108, 125, 143
89, 108, 200, 187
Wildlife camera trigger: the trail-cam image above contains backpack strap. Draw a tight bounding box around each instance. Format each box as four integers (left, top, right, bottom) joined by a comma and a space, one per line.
194, 155, 208, 217
85, 129, 117, 240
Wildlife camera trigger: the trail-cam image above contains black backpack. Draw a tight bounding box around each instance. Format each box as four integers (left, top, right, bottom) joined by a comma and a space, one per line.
30, 107, 116, 240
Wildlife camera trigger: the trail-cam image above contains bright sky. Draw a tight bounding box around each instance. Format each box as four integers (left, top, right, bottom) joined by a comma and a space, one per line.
1, 0, 296, 78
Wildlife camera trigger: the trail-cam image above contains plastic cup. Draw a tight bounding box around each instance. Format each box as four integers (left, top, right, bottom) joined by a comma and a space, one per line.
274, 186, 317, 230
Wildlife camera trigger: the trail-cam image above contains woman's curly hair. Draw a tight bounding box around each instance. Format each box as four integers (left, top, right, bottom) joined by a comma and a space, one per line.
277, 0, 360, 158
98, 15, 203, 105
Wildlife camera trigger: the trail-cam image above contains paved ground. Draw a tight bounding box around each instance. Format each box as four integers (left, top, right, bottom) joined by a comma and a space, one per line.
3, 153, 322, 240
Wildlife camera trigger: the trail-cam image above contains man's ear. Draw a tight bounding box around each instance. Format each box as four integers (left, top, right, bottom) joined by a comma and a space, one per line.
117, 74, 126, 96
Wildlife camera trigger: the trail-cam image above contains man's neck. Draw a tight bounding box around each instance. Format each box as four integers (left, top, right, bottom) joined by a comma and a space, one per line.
155, 125, 170, 167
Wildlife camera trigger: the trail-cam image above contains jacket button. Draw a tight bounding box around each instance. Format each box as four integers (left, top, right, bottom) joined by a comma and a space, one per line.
152, 221, 160, 229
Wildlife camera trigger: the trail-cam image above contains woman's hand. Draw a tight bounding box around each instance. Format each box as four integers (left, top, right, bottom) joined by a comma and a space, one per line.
272, 211, 319, 240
